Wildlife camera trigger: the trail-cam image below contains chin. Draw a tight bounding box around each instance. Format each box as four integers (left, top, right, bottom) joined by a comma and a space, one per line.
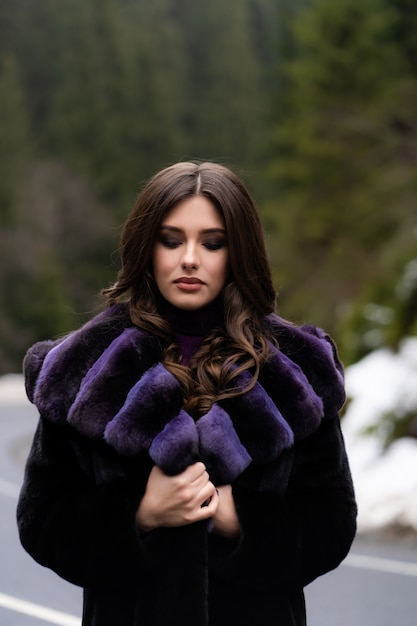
167, 294, 215, 311
174, 300, 206, 311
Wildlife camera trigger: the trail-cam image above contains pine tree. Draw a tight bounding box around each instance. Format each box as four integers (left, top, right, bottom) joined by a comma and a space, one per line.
172, 0, 269, 176
0, 54, 32, 225
265, 0, 415, 341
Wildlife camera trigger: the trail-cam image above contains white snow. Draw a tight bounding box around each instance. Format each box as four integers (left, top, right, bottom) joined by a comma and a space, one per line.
0, 374, 28, 405
342, 337, 417, 533
2, 338, 417, 533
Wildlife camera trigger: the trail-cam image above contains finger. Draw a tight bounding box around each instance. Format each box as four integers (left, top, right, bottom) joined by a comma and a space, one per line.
198, 481, 216, 508
198, 490, 219, 518
200, 486, 219, 508
187, 461, 207, 480
188, 461, 206, 471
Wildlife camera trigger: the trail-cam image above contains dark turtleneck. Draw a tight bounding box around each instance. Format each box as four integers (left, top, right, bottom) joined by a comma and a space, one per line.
159, 297, 224, 366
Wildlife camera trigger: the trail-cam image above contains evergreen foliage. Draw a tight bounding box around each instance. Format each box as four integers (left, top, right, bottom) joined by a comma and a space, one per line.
0, 53, 32, 225
0, 0, 416, 375
265, 0, 417, 363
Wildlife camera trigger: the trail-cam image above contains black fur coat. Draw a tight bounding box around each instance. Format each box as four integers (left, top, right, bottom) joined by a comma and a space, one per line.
17, 304, 357, 626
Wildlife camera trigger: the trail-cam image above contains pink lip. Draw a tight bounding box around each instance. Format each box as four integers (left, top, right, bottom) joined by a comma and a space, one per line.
174, 277, 204, 291
174, 277, 203, 284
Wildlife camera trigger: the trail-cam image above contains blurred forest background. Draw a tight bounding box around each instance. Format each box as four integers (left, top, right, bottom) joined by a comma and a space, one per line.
1, 0, 416, 375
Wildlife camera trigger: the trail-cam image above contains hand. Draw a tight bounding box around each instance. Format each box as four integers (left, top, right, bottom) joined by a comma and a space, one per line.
136, 462, 218, 532
211, 484, 241, 538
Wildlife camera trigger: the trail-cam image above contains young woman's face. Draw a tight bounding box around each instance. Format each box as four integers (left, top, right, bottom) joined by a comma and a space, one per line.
152, 195, 229, 310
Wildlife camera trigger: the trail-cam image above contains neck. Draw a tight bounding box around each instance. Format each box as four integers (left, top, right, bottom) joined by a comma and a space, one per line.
159, 298, 224, 365
159, 297, 224, 337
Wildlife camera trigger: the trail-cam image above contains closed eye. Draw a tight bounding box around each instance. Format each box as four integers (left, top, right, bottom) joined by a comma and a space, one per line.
203, 240, 226, 251
159, 237, 182, 249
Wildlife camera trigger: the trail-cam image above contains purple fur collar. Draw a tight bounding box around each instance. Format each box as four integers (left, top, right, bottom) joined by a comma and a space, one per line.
24, 304, 345, 489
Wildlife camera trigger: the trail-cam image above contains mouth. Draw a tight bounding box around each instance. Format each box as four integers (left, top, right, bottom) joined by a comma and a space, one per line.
174, 277, 204, 285
173, 277, 205, 291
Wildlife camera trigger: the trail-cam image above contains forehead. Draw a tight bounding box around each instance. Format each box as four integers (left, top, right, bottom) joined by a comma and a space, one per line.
161, 195, 225, 230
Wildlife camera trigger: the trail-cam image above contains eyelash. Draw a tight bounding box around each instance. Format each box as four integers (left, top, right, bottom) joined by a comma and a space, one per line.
159, 238, 226, 251
203, 241, 225, 251
160, 239, 181, 249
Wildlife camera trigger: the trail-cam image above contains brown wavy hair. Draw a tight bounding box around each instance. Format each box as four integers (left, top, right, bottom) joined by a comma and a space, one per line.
102, 161, 277, 415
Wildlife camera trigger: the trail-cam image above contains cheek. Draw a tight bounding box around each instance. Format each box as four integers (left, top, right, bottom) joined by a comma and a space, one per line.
213, 253, 229, 283
153, 249, 172, 277
152, 252, 166, 288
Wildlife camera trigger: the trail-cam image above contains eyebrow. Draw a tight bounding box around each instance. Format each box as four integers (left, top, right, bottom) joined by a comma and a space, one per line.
159, 226, 226, 235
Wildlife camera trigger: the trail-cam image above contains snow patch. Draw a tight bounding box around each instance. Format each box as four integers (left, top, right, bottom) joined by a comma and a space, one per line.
0, 374, 28, 405
342, 337, 417, 532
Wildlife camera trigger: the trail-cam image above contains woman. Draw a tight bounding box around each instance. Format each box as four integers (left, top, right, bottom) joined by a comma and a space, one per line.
17, 161, 357, 626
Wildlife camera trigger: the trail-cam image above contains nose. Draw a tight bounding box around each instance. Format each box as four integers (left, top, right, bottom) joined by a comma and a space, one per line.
181, 241, 199, 270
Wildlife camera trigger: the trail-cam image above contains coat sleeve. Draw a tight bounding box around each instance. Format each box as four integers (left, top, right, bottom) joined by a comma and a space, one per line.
16, 416, 152, 588
209, 413, 357, 589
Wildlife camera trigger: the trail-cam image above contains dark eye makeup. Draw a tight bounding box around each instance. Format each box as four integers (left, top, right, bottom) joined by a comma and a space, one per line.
158, 233, 227, 251
159, 237, 182, 249
203, 239, 227, 251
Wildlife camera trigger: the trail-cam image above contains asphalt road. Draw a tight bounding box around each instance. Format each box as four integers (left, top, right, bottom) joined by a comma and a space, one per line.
1, 402, 417, 625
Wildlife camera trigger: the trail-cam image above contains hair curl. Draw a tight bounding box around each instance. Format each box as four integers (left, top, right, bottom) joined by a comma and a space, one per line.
102, 161, 277, 416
